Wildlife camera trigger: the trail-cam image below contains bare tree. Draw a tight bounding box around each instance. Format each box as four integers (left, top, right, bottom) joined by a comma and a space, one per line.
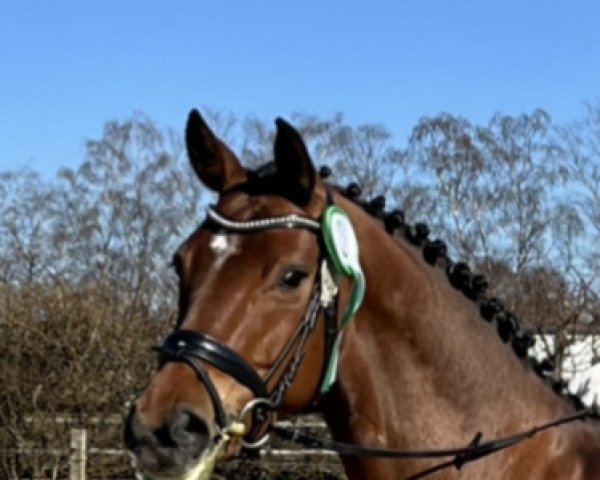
559, 101, 600, 296
315, 118, 405, 198
0, 114, 197, 478
0, 170, 60, 285
404, 109, 598, 383
555, 100, 600, 373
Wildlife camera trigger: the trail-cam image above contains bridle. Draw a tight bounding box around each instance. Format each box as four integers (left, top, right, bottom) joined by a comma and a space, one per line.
153, 201, 341, 446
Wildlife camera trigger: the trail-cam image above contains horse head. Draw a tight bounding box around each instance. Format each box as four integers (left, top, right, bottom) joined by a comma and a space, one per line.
124, 110, 355, 479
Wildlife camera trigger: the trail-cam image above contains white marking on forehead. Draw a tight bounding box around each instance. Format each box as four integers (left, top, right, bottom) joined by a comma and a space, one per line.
210, 233, 240, 269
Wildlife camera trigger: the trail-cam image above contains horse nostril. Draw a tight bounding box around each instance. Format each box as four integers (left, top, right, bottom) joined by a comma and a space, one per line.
125, 407, 212, 474
162, 411, 210, 456
124, 406, 152, 451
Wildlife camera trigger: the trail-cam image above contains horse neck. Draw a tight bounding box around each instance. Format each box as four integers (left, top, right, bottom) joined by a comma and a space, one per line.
319, 197, 572, 472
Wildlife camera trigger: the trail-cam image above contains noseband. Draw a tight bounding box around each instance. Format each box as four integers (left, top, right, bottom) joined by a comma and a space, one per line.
153, 203, 345, 442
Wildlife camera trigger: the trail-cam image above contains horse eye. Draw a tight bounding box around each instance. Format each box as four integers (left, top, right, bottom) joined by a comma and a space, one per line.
279, 268, 308, 290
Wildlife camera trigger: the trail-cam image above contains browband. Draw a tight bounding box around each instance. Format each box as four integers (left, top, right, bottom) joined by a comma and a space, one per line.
207, 206, 321, 233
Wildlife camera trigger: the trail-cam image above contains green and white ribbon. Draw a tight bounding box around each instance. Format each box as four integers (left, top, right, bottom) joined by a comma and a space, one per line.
320, 206, 366, 393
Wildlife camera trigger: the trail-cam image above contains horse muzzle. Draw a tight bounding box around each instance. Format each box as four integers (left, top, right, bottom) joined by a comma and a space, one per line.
124, 405, 219, 480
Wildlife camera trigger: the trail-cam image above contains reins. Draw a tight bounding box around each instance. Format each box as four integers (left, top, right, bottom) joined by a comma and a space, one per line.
269, 407, 600, 479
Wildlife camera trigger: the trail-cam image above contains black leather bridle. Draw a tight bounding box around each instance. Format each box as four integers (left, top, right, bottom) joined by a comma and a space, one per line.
153, 203, 339, 444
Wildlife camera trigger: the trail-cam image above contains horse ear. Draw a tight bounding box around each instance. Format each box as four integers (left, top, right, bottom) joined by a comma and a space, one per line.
185, 109, 246, 192
274, 118, 316, 206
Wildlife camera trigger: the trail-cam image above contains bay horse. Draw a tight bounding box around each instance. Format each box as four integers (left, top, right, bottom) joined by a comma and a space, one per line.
124, 110, 600, 479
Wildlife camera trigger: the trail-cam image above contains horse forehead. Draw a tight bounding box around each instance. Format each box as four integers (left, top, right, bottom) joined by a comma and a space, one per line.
181, 194, 314, 272
209, 233, 240, 269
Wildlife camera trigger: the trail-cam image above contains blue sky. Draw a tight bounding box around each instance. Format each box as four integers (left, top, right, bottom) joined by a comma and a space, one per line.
1, 1, 599, 177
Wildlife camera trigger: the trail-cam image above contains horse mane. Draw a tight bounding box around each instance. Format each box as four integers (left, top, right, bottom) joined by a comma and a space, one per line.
314, 166, 590, 413
235, 162, 589, 412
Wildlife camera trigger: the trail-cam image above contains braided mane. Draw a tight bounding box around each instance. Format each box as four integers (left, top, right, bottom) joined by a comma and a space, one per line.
316, 166, 590, 412
231, 161, 592, 411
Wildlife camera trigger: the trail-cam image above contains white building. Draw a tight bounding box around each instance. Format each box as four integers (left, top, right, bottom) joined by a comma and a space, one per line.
533, 334, 600, 406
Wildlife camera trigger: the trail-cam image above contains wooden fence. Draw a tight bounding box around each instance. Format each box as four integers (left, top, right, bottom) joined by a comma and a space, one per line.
1, 418, 342, 480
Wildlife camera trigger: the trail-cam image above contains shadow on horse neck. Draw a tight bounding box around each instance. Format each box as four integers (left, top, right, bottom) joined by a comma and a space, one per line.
125, 110, 600, 480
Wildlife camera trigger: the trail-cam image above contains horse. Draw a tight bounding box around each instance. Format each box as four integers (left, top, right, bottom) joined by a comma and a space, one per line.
124, 109, 600, 479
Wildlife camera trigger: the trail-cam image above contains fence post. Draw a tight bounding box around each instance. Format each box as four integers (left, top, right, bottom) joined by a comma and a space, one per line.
69, 428, 87, 480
